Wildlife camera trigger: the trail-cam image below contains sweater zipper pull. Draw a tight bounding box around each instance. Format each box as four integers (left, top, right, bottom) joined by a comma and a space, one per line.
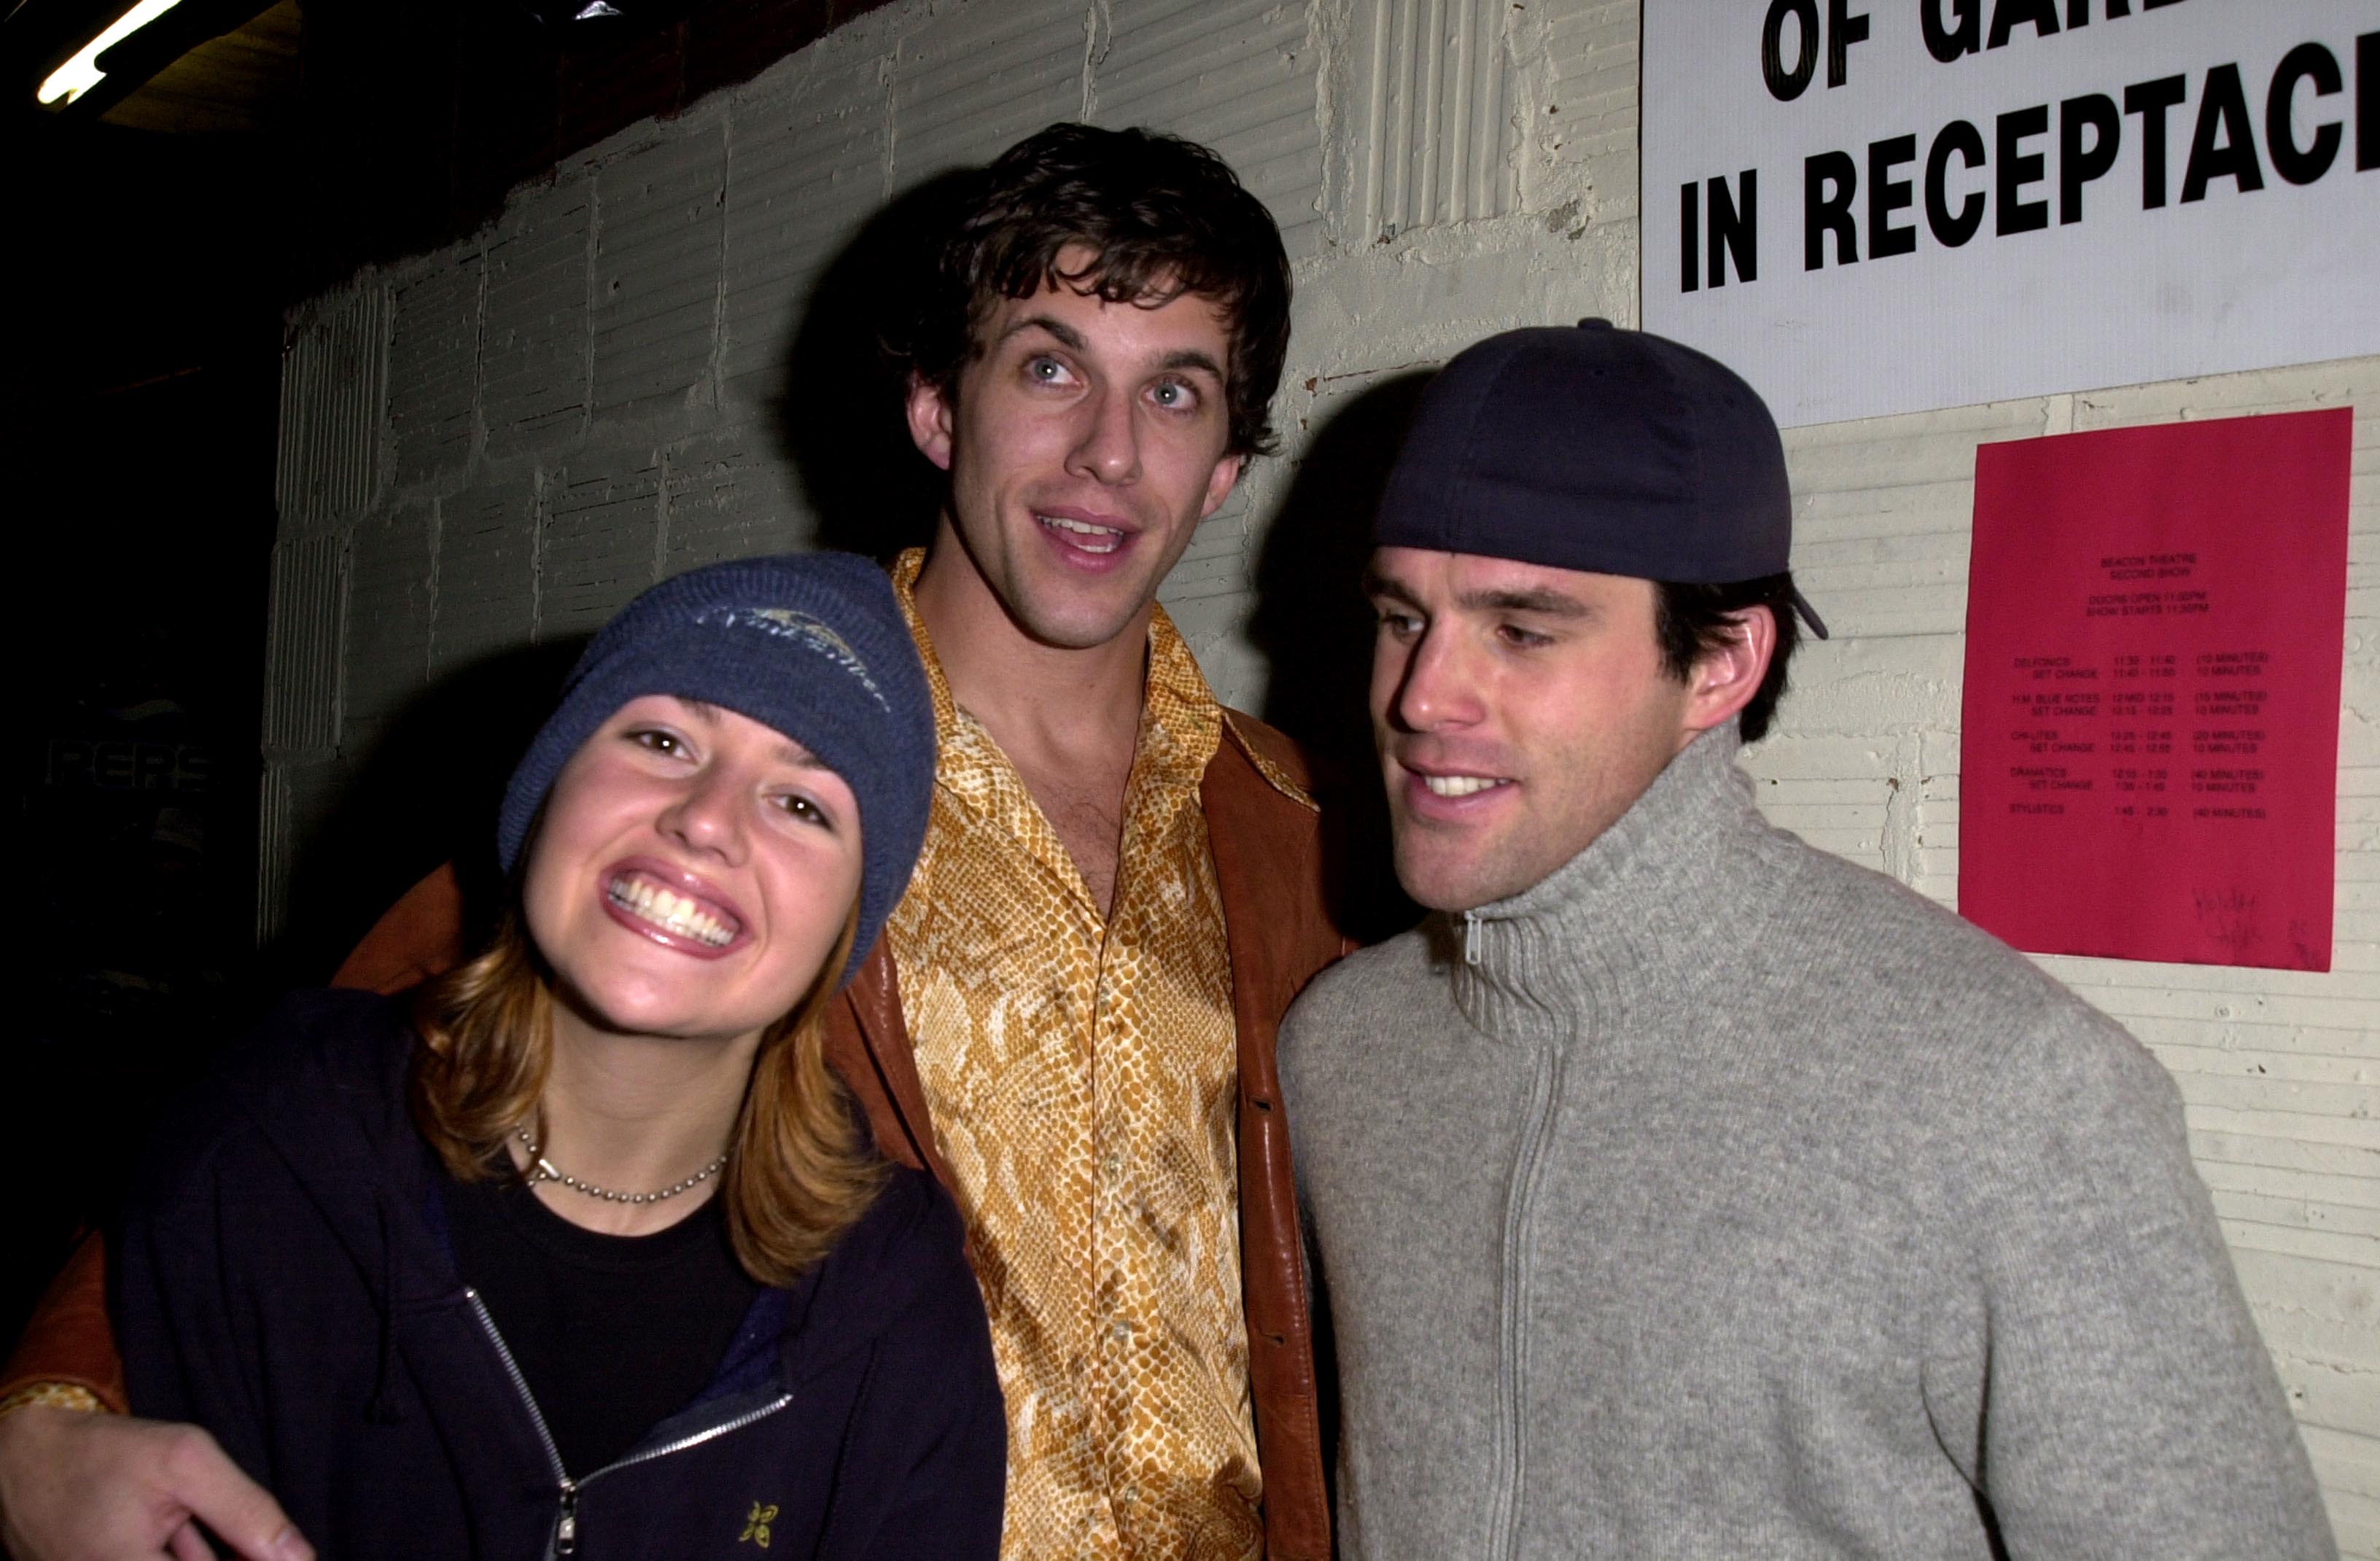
1463, 908, 1482, 966
555, 1479, 580, 1555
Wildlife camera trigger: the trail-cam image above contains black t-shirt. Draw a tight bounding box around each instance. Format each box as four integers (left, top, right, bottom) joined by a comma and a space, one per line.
440, 1172, 764, 1477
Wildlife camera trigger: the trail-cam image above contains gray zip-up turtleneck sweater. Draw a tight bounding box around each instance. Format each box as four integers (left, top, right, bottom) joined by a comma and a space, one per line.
1280, 731, 2330, 1560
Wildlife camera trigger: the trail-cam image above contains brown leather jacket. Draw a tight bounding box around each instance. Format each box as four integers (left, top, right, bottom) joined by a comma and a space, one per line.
3, 710, 1348, 1561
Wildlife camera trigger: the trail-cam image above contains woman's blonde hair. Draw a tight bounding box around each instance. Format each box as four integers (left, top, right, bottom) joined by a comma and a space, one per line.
409, 905, 883, 1288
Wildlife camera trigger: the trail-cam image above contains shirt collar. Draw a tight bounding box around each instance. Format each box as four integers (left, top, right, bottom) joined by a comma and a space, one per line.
887, 546, 1223, 801
888, 548, 962, 755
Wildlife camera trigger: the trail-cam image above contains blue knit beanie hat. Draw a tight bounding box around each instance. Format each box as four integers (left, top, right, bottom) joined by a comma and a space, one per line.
497, 552, 936, 989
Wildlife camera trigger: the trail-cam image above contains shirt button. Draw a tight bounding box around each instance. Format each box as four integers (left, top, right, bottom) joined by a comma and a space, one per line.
1101, 1151, 1122, 1177
1111, 1320, 1132, 1342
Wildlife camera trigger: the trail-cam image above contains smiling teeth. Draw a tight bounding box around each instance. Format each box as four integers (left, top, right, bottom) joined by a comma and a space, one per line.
1425, 775, 1509, 798
609, 878, 734, 947
1039, 515, 1122, 553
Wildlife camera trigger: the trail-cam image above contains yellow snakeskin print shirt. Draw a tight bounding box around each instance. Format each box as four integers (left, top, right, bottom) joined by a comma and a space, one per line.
885, 551, 1263, 1560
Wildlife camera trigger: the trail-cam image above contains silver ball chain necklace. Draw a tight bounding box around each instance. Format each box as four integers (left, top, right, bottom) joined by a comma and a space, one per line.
515, 1122, 731, 1207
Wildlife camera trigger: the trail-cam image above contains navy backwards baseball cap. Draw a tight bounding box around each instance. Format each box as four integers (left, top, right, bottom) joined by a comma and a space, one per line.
497, 552, 936, 990
1373, 320, 1827, 637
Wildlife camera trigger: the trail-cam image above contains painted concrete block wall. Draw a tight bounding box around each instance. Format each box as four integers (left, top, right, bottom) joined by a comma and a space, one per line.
256, 0, 2374, 1548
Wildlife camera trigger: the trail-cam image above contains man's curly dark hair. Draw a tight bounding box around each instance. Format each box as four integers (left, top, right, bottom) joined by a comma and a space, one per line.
891, 122, 1294, 459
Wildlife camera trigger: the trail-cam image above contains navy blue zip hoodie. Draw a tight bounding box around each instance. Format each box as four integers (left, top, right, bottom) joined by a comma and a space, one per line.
111, 989, 1005, 1560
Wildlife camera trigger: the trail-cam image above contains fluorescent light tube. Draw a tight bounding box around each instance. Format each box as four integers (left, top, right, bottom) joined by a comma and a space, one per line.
37, 0, 186, 106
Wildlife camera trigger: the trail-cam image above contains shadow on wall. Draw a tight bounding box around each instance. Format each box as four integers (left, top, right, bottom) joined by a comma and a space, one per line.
279, 165, 1434, 972
265, 180, 983, 973
1251, 370, 1435, 946
269, 637, 585, 984
776, 170, 979, 564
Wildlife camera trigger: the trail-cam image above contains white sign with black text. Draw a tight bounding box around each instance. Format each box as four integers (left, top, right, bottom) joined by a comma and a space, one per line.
1641, 1, 2379, 428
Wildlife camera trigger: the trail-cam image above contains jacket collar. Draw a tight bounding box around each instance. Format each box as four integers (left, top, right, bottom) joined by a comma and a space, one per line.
1222, 712, 1318, 811
887, 546, 1225, 912
832, 710, 1329, 1169
1444, 728, 1761, 1043
885, 545, 1315, 810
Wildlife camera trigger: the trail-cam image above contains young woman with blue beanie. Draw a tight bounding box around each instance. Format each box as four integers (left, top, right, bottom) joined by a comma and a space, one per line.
109, 553, 1002, 1559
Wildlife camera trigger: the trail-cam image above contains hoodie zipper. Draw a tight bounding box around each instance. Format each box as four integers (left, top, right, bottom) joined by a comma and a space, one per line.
464, 1288, 794, 1557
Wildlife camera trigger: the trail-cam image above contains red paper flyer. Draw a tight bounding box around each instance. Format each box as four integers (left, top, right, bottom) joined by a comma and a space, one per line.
1959, 410, 2352, 972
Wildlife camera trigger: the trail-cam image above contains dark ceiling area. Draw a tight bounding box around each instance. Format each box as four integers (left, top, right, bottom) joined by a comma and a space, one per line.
1, 0, 895, 1346
7, 0, 895, 297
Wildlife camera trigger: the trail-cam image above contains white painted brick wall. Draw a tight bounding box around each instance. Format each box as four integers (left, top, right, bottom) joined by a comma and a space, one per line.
1095, 0, 1326, 259
590, 128, 729, 422
429, 472, 540, 673
721, 44, 892, 407
481, 187, 594, 456
263, 2, 2375, 1549
1351, 0, 1517, 241
386, 264, 481, 489
890, 0, 1086, 183
539, 455, 664, 637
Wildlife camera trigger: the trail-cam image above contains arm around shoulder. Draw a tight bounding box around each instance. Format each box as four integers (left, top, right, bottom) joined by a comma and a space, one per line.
0, 1402, 310, 1561
0, 1122, 311, 1561
4, 1134, 306, 1561
0, 866, 454, 1417
327, 862, 468, 995
0, 1236, 124, 1414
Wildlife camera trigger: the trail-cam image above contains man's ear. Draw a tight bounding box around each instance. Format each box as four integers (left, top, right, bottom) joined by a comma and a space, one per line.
905, 373, 955, 472
1199, 451, 1247, 519
1679, 604, 1776, 742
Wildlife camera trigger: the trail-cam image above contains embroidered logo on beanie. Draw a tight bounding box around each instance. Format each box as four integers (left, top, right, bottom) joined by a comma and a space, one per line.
692, 604, 890, 712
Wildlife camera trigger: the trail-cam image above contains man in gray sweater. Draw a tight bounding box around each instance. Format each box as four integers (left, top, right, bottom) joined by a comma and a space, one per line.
1278, 321, 2334, 1560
